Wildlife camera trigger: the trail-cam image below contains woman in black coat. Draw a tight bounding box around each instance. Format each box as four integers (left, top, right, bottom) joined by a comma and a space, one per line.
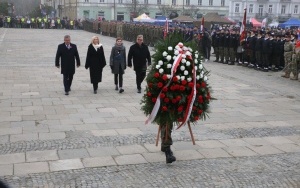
110, 37, 126, 93
85, 36, 106, 94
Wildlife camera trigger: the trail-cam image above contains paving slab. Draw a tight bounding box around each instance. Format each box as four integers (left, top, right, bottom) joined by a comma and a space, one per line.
219, 139, 250, 147
0, 153, 25, 164
273, 144, 300, 153
247, 145, 284, 155
114, 154, 148, 165
49, 159, 84, 172
115, 128, 143, 135
39, 132, 66, 140
14, 162, 49, 175
262, 136, 295, 145
26, 150, 59, 162
87, 147, 120, 157
116, 144, 147, 155
196, 140, 227, 148
223, 147, 258, 157
82, 156, 116, 167
143, 144, 163, 153
0, 164, 13, 176
242, 137, 273, 146
142, 152, 166, 163
173, 150, 204, 161
90, 129, 118, 136
198, 148, 232, 158
58, 148, 90, 160
10, 133, 38, 142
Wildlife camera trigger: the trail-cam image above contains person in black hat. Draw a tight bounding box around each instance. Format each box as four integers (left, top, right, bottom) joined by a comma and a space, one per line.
213, 30, 221, 62
261, 32, 272, 71
254, 31, 263, 70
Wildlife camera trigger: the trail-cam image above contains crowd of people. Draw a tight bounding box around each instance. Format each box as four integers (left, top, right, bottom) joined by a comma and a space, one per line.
1, 16, 83, 29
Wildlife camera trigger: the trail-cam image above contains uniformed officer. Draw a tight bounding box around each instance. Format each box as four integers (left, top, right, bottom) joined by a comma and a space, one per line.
281, 35, 294, 78
290, 39, 300, 80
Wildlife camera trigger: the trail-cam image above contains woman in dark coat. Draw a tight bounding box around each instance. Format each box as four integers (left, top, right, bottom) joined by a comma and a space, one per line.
85, 36, 106, 94
110, 37, 126, 93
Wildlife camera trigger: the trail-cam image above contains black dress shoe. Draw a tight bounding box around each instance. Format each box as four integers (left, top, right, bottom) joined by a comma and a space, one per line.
94, 90, 97, 94
115, 86, 118, 91
137, 89, 141, 93
119, 89, 124, 93
65, 92, 69, 95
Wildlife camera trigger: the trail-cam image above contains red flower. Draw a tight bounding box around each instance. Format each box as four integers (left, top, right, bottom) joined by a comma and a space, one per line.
178, 106, 184, 112
179, 85, 185, 91
188, 82, 194, 88
198, 95, 203, 103
198, 109, 203, 114
160, 93, 165, 98
172, 77, 178, 82
196, 83, 201, 89
194, 116, 199, 120
178, 118, 184, 122
148, 83, 153, 88
175, 85, 180, 90
162, 106, 168, 111
170, 86, 175, 91
147, 92, 152, 97
192, 106, 197, 110
154, 72, 160, 78
157, 82, 163, 88
181, 80, 187, 85
176, 96, 181, 101
172, 98, 177, 104
152, 98, 157, 103
162, 87, 168, 92
164, 98, 170, 103
162, 74, 168, 81
201, 82, 206, 88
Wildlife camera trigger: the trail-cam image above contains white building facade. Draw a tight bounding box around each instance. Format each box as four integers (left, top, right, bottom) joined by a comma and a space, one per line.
42, 0, 230, 21
229, 0, 300, 23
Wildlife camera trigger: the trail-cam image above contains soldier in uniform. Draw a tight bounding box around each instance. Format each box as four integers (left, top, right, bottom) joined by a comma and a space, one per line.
254, 31, 263, 70
228, 30, 238, 65
213, 30, 220, 62
223, 30, 230, 64
290, 40, 300, 80
279, 34, 286, 70
272, 34, 281, 71
261, 32, 272, 72
248, 31, 256, 68
219, 30, 225, 63
281, 35, 294, 78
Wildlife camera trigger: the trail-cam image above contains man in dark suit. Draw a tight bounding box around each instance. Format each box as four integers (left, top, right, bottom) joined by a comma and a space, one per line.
128, 35, 151, 93
55, 35, 80, 95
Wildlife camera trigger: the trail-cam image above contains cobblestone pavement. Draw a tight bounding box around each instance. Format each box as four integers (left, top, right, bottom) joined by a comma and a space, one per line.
0, 28, 299, 187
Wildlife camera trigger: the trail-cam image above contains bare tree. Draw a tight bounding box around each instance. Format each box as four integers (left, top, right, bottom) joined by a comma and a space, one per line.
182, 5, 199, 18
126, 0, 148, 20
158, 4, 176, 17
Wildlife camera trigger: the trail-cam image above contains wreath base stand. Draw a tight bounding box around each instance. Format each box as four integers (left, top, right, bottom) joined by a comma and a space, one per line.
155, 122, 196, 146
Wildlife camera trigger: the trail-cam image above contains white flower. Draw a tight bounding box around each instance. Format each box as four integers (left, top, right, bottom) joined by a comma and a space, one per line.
166, 55, 172, 61
195, 66, 198, 70
185, 51, 191, 56
188, 47, 193, 52
195, 59, 198, 64
168, 46, 173, 51
195, 51, 199, 54
155, 65, 161, 69
196, 75, 200, 80
199, 64, 203, 70
158, 60, 163, 65
181, 59, 187, 63
186, 61, 191, 66
173, 56, 177, 60
180, 66, 185, 71
200, 73, 204, 78
183, 47, 188, 51
159, 68, 164, 74
182, 54, 186, 59
174, 50, 179, 55
195, 54, 199, 58
176, 75, 180, 80
175, 45, 180, 50
178, 42, 183, 47
184, 70, 189, 75
167, 64, 172, 68
162, 51, 168, 57
181, 76, 185, 80
204, 76, 208, 81
187, 77, 192, 82
167, 74, 171, 79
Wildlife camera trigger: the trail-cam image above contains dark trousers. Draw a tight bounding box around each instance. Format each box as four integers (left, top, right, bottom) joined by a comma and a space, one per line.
114, 74, 123, 88
161, 124, 173, 149
262, 53, 270, 68
93, 83, 98, 91
135, 71, 146, 90
63, 74, 73, 92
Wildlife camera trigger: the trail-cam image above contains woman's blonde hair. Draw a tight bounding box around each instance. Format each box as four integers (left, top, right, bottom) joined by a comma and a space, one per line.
91, 36, 100, 44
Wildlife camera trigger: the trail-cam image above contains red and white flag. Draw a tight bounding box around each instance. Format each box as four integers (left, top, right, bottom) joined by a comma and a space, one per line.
240, 7, 247, 42
200, 17, 204, 32
163, 18, 169, 39
261, 18, 267, 28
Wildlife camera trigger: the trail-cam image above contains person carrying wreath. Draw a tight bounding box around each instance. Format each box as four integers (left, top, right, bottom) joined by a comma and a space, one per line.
110, 37, 126, 93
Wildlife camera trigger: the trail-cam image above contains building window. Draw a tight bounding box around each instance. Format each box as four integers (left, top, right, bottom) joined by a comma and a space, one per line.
198, 0, 202, 5
118, 0, 122, 3
155, 13, 162, 18
186, 0, 190, 6
294, 5, 298, 14
84, 0, 89, 2
209, 0, 213, 6
157, 0, 161, 5
98, 11, 104, 17
172, 0, 176, 5
249, 4, 253, 13
100, 0, 104, 2
235, 3, 239, 13
221, 0, 225, 7
83, 10, 89, 18
144, 0, 148, 4
281, 5, 286, 14
258, 5, 263, 16
268, 5, 272, 13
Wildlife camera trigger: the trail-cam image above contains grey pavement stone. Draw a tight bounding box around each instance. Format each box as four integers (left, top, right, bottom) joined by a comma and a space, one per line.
196, 140, 227, 148
242, 137, 273, 146
273, 143, 300, 153
114, 154, 148, 165
90, 129, 118, 136
0, 127, 22, 136
39, 132, 66, 140
143, 144, 162, 153
82, 156, 116, 167
219, 138, 250, 147
0, 164, 13, 176
14, 162, 49, 175
49, 159, 84, 171
10, 133, 38, 142
0, 135, 9, 144
0, 153, 25, 164
142, 152, 165, 163
223, 146, 258, 157
26, 150, 59, 162
173, 150, 204, 161
173, 141, 200, 150
115, 128, 143, 135
262, 136, 295, 145
198, 148, 232, 158
87, 147, 120, 157
58, 148, 90, 160
116, 144, 147, 155
247, 145, 284, 155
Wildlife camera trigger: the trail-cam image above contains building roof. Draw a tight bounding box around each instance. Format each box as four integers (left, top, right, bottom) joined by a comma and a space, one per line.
202, 12, 232, 24
172, 15, 195, 22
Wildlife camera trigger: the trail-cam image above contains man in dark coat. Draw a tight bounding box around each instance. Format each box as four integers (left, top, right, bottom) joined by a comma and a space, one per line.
128, 35, 151, 93
55, 35, 80, 95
